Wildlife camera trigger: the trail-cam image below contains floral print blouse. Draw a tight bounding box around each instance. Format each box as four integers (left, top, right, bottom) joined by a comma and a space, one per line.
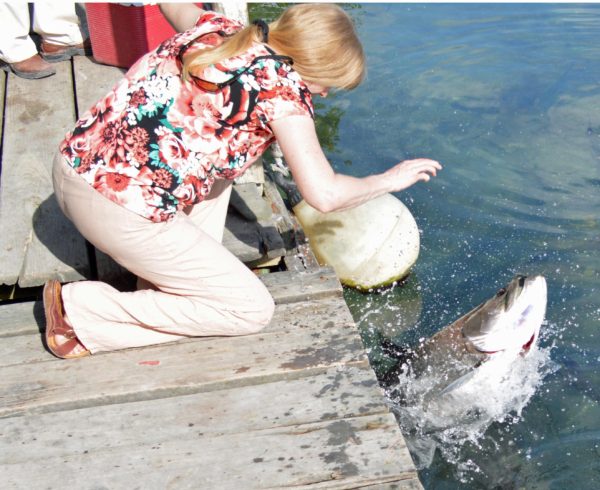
60, 12, 314, 223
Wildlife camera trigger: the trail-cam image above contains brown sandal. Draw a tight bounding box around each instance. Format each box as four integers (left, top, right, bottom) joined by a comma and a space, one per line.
43, 280, 90, 359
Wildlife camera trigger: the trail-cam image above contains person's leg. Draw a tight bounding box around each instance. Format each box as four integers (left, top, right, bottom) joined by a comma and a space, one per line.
0, 3, 55, 79
33, 2, 89, 62
52, 155, 274, 354
184, 178, 233, 243
32, 2, 83, 46
136, 178, 232, 290
0, 3, 36, 62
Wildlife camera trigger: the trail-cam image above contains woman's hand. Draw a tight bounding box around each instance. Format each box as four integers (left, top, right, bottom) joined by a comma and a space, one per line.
381, 158, 442, 193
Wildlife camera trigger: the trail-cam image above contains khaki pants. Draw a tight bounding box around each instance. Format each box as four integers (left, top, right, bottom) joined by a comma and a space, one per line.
52, 153, 274, 353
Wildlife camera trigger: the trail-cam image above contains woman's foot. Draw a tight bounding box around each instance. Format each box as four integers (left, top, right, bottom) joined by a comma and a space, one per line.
43, 280, 90, 359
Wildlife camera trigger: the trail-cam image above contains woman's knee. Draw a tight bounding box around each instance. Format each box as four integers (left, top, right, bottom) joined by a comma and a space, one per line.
237, 285, 275, 335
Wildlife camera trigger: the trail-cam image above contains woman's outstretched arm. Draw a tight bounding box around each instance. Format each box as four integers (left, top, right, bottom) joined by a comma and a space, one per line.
270, 115, 442, 213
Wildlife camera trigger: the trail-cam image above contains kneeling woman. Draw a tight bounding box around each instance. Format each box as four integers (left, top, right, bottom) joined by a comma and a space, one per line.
45, 4, 441, 358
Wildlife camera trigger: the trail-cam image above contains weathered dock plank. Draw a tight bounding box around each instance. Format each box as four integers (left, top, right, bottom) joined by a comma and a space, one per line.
261, 267, 342, 304
230, 182, 273, 221
0, 300, 44, 338
4, 415, 416, 489
264, 178, 321, 272
0, 290, 354, 367
223, 210, 265, 263
0, 269, 342, 338
0, 366, 387, 446
1, 366, 385, 451
1, 366, 418, 489
0, 295, 364, 417
72, 55, 123, 115
224, 200, 287, 266
229, 182, 288, 264
263, 177, 298, 249
0, 62, 89, 287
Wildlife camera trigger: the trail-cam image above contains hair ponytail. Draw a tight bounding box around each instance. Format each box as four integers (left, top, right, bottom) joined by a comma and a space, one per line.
183, 4, 365, 90
182, 22, 266, 80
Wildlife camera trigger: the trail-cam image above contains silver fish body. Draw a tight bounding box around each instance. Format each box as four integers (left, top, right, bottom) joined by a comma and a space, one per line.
384, 275, 547, 400
384, 275, 549, 469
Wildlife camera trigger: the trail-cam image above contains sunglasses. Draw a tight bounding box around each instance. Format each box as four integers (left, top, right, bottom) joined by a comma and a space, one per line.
177, 34, 293, 93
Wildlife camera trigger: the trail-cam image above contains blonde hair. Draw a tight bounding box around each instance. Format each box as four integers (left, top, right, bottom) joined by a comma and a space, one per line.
183, 4, 365, 90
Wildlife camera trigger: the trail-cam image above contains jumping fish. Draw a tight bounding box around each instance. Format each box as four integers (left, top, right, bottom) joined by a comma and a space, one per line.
380, 274, 549, 469
380, 275, 548, 400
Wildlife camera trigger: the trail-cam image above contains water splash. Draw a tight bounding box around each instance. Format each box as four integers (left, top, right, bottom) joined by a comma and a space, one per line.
347, 278, 575, 483
387, 338, 559, 474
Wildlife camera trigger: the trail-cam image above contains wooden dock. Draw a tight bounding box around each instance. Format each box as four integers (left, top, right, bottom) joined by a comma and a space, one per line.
0, 54, 421, 488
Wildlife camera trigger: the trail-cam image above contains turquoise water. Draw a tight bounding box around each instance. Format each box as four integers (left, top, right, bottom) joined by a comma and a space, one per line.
314, 3, 599, 488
